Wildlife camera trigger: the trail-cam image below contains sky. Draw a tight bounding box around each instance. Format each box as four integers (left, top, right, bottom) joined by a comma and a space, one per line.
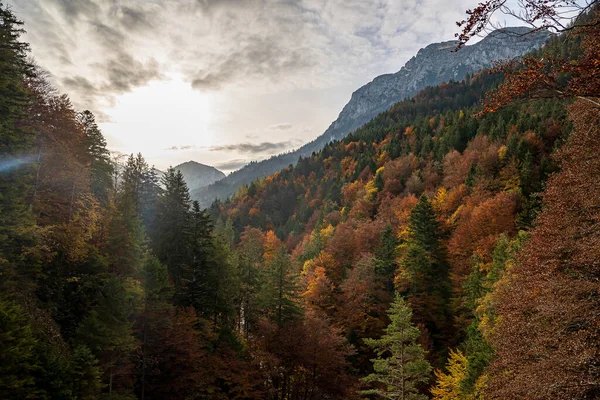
9, 0, 492, 172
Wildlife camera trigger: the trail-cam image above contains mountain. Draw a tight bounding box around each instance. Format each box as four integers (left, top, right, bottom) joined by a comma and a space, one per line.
192, 27, 549, 206
173, 161, 225, 193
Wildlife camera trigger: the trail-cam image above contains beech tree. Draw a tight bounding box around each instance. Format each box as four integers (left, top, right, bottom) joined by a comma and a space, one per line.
431, 349, 469, 400
457, 1, 600, 112
484, 101, 600, 399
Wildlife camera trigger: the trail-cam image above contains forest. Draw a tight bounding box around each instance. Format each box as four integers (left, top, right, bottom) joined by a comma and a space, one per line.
0, 1, 599, 399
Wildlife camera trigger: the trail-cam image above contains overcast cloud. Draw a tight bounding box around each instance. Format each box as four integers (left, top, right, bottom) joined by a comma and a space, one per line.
8, 0, 482, 171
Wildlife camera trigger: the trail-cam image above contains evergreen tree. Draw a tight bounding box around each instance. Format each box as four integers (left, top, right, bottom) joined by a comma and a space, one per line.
153, 167, 193, 298
78, 110, 113, 205
0, 299, 39, 398
0, 3, 38, 299
397, 195, 451, 355
375, 224, 399, 291
183, 201, 215, 312
75, 277, 138, 398
259, 245, 300, 326
361, 295, 431, 400
71, 345, 102, 400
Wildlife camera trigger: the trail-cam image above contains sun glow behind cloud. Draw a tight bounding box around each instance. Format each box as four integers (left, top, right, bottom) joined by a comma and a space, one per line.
10, 0, 533, 172
100, 74, 217, 163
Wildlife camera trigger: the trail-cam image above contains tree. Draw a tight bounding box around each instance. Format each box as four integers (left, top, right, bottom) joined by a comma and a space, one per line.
71, 345, 102, 400
431, 349, 468, 400
78, 110, 113, 205
483, 101, 600, 399
360, 295, 432, 400
259, 245, 301, 326
236, 227, 265, 336
456, 0, 598, 48
457, 2, 600, 112
396, 195, 451, 356
0, 299, 39, 398
153, 167, 193, 296
75, 277, 138, 398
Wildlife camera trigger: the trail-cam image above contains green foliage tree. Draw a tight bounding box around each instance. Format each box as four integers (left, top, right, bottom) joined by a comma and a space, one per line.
75, 277, 138, 398
361, 295, 431, 400
398, 195, 451, 355
259, 245, 301, 326
78, 110, 113, 205
71, 345, 102, 400
0, 298, 39, 398
153, 167, 193, 296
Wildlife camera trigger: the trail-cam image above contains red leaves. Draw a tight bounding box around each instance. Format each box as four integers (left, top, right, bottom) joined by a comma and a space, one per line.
484, 101, 600, 399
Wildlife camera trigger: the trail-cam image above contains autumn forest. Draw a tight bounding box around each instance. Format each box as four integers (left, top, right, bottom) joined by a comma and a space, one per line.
1, 1, 599, 399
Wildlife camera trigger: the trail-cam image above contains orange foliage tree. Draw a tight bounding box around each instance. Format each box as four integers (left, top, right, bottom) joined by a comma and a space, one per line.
484, 101, 600, 399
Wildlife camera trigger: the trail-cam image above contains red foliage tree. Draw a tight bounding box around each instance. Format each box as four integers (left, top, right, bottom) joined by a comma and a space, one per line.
484, 101, 600, 399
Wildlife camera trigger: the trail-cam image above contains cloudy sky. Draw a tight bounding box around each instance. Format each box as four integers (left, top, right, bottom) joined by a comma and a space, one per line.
9, 0, 492, 172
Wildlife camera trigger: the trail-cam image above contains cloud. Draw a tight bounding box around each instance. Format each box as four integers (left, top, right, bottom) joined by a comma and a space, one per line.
166, 145, 194, 151
214, 158, 250, 171
269, 123, 293, 130
97, 53, 163, 93
209, 140, 299, 154
10, 0, 476, 109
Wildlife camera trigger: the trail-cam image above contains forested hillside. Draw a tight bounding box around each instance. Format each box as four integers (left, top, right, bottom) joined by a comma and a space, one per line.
1, 2, 598, 400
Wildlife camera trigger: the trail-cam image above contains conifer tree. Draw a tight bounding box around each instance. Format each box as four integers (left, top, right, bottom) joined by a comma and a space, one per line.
0, 299, 39, 398
0, 3, 38, 298
153, 167, 193, 296
75, 277, 137, 398
259, 245, 300, 326
397, 195, 451, 354
183, 201, 215, 312
78, 110, 113, 205
361, 294, 431, 400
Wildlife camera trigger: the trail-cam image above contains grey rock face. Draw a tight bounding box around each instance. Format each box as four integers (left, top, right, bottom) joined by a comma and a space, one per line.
326, 27, 548, 142
192, 27, 549, 206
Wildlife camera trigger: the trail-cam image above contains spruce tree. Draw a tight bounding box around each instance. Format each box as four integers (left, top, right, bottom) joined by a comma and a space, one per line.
259, 245, 300, 326
398, 195, 451, 354
153, 167, 193, 298
361, 295, 431, 400
0, 299, 39, 398
78, 110, 113, 205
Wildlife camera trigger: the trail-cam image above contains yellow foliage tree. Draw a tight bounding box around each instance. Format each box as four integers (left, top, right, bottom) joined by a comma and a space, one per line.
431, 348, 469, 400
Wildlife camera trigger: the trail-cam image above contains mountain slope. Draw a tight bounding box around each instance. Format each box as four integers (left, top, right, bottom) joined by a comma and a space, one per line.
192, 27, 549, 206
173, 161, 225, 193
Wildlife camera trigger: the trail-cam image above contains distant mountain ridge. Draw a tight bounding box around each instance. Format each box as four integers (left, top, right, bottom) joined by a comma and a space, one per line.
173, 161, 225, 193
192, 27, 550, 206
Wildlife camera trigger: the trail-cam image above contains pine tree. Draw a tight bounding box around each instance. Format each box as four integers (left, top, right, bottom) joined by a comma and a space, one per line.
0, 299, 39, 398
259, 245, 300, 326
71, 345, 102, 400
0, 3, 38, 299
360, 294, 431, 400
78, 110, 113, 205
397, 195, 451, 355
153, 167, 193, 298
183, 201, 215, 312
75, 277, 138, 398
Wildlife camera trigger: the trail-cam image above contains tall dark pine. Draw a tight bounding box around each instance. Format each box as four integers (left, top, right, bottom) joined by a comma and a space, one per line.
0, 4, 37, 297
153, 168, 193, 298
78, 110, 113, 205
398, 195, 451, 358
183, 201, 215, 312
259, 245, 300, 326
